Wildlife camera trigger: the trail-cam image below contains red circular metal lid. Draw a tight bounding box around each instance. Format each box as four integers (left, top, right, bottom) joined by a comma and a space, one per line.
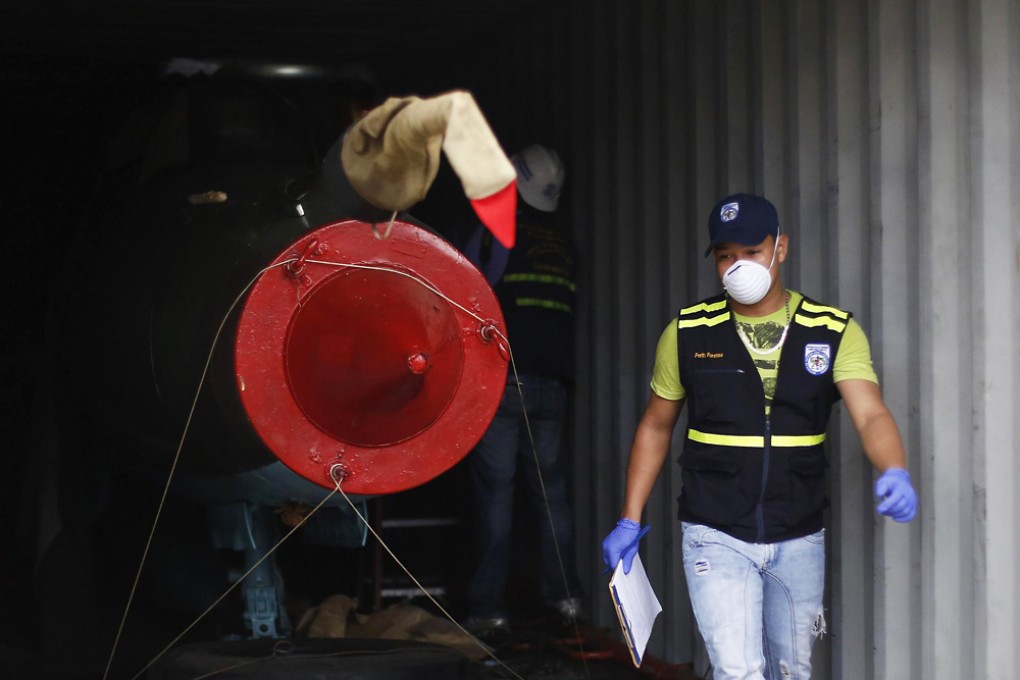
235, 219, 508, 495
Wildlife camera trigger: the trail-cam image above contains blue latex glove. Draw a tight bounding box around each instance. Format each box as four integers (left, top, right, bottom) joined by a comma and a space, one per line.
601, 518, 651, 574
875, 468, 917, 522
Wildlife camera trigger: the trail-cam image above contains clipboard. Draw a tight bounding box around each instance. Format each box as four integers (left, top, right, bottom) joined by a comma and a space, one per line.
608, 554, 662, 667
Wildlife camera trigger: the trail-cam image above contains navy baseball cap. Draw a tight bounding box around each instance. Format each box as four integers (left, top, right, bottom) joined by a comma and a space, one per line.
704, 193, 780, 256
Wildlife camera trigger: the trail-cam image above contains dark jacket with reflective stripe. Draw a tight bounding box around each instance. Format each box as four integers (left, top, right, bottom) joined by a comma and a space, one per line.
491, 219, 576, 380
676, 293, 851, 542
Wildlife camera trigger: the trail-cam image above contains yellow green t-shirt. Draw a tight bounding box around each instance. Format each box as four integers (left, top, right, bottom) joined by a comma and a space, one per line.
650, 291, 877, 410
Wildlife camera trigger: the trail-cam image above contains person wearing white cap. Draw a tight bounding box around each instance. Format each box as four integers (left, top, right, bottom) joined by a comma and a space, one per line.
460, 144, 583, 641
601, 193, 917, 679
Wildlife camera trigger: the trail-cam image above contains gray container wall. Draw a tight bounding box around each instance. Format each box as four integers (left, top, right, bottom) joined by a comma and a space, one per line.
468, 0, 1020, 678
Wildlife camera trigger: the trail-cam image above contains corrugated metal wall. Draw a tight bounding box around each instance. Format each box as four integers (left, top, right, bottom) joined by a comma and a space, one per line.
466, 0, 1019, 677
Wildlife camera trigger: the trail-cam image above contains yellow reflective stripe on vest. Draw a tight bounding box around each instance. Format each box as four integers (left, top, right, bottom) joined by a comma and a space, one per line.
515, 298, 572, 313
680, 299, 728, 315
688, 429, 763, 447
772, 433, 827, 446
800, 300, 849, 319
793, 313, 846, 333
688, 428, 826, 448
503, 273, 577, 292
678, 312, 731, 329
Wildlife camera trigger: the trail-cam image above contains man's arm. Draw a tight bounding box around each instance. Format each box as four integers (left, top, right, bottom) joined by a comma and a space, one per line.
836, 379, 907, 471
602, 392, 684, 572
621, 392, 685, 521
837, 378, 917, 522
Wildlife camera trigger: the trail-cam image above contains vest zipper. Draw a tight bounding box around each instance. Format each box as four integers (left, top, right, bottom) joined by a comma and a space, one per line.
756, 322, 787, 542
756, 416, 771, 543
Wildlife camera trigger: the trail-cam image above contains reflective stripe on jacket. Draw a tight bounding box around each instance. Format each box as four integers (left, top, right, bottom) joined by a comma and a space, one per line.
676, 293, 850, 542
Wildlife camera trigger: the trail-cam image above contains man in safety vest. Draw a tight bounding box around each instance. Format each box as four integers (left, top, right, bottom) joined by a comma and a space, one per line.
462, 144, 583, 640
601, 193, 917, 679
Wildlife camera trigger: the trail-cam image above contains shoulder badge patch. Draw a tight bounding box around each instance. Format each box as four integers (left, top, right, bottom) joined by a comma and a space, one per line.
804, 343, 831, 376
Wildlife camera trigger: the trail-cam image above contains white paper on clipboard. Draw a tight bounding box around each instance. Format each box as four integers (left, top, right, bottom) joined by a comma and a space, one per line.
608, 554, 662, 667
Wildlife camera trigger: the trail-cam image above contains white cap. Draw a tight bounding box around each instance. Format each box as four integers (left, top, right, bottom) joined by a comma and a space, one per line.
512, 144, 565, 212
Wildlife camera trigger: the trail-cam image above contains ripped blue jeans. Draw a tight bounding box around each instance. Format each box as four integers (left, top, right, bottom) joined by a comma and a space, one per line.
682, 523, 826, 680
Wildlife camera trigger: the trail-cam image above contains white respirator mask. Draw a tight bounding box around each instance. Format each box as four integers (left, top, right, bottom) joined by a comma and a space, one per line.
721, 229, 780, 305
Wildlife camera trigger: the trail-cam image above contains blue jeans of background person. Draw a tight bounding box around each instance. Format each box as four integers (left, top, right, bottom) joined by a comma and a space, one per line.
468, 375, 581, 619
681, 522, 826, 680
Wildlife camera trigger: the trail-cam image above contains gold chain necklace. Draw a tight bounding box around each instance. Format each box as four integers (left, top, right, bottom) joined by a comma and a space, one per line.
735, 290, 791, 356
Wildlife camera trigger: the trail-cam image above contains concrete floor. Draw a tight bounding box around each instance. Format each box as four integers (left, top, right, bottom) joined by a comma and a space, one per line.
0, 629, 699, 680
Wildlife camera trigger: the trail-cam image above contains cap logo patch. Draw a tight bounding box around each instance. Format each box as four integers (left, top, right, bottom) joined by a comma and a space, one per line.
720, 202, 739, 222
804, 343, 831, 376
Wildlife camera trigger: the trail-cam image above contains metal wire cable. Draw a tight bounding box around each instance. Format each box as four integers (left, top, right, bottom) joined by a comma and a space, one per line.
331, 473, 527, 680
508, 361, 592, 679
103, 259, 297, 680
130, 487, 340, 680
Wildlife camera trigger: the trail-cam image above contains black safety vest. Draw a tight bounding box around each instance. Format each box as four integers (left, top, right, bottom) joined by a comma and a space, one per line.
490, 221, 576, 380
675, 293, 851, 542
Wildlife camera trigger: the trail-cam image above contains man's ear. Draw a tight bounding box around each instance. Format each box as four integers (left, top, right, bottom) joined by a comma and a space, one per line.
776, 233, 790, 263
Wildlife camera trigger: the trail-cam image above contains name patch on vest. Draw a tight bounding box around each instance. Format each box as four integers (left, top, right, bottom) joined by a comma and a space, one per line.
804, 343, 831, 375
694, 352, 725, 359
